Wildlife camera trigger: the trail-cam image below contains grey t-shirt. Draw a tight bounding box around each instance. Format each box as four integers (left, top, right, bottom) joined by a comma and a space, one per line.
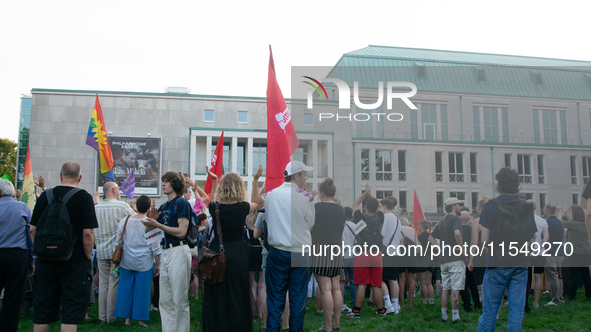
254, 212, 268, 255
563, 220, 591, 256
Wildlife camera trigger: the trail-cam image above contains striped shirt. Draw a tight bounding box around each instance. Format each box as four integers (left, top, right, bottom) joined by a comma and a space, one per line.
94, 199, 135, 260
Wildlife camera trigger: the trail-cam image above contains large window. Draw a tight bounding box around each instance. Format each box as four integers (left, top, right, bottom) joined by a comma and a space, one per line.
471, 192, 479, 213
450, 192, 465, 201
470, 153, 477, 183
573, 193, 579, 205
583, 157, 591, 185
505, 154, 512, 167
436, 192, 444, 213
517, 155, 532, 184
211, 142, 230, 174
375, 150, 392, 181
473, 106, 509, 142
537, 155, 545, 184
399, 191, 407, 212
539, 193, 546, 215
571, 156, 578, 184
411, 104, 448, 140
398, 150, 406, 181
435, 152, 443, 182
361, 149, 370, 180
449, 152, 464, 182
533, 109, 567, 145
252, 143, 267, 176
376, 190, 393, 200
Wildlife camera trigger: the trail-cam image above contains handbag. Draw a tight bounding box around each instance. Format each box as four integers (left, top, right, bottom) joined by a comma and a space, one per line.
195, 202, 227, 284
112, 216, 131, 264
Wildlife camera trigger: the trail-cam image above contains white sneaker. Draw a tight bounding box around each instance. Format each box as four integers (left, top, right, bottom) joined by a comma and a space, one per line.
385, 306, 395, 315
545, 301, 558, 306
341, 305, 352, 313
394, 307, 400, 315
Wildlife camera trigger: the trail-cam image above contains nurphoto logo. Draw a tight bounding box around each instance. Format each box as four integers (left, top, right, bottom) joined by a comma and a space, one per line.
302, 76, 418, 122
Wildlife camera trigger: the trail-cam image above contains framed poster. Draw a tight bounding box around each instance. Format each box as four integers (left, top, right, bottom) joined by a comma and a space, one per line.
97, 136, 162, 196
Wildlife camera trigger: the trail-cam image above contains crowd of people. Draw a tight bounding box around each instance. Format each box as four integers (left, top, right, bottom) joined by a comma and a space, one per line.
1, 161, 591, 332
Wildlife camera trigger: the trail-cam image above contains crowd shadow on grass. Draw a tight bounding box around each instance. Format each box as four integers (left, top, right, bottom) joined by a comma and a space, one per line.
15, 289, 591, 332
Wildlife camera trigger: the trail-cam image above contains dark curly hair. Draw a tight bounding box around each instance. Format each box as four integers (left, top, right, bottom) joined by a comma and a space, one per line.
495, 167, 520, 195
136, 195, 151, 214
161, 171, 186, 196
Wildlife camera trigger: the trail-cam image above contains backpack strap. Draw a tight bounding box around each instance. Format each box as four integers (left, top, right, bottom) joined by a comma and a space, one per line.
45, 188, 54, 205
387, 215, 400, 247
61, 187, 82, 204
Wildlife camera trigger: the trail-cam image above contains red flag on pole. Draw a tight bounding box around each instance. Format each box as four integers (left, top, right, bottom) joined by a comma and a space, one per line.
266, 45, 299, 192
204, 131, 224, 202
413, 189, 425, 232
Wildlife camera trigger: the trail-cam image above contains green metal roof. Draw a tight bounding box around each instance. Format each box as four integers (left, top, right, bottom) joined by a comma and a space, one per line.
327, 45, 591, 101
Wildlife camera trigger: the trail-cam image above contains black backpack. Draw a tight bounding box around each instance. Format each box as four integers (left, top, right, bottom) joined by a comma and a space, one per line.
34, 188, 81, 261
357, 213, 384, 251
490, 198, 534, 266
172, 197, 200, 248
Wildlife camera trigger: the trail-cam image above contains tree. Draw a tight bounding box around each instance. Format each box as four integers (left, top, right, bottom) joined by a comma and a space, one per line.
0, 138, 17, 184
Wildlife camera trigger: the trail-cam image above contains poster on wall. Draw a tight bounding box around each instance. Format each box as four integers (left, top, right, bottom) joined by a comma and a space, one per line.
97, 136, 162, 196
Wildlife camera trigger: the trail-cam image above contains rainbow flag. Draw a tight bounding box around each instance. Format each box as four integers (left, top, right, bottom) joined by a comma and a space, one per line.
86, 94, 115, 181
22, 147, 36, 211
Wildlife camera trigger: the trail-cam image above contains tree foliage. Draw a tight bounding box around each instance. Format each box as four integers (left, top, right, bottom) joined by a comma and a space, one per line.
0, 138, 18, 184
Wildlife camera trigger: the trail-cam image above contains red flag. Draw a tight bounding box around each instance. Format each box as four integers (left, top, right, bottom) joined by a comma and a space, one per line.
266, 45, 299, 192
204, 131, 224, 202
413, 189, 425, 232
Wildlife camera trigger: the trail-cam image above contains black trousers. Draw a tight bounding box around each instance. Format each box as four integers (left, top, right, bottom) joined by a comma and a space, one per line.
0, 248, 28, 332
460, 267, 481, 309
568, 254, 591, 299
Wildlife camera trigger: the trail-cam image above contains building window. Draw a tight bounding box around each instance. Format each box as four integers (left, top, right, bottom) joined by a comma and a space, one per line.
398, 150, 406, 181
204, 110, 214, 122
533, 109, 567, 145
471, 192, 479, 213
361, 149, 370, 180
293, 145, 309, 176
505, 154, 511, 167
304, 113, 314, 125
537, 155, 545, 184
470, 153, 477, 183
449, 152, 464, 182
435, 152, 443, 182
436, 192, 444, 214
399, 191, 407, 212
571, 156, 578, 184
411, 104, 448, 141
524, 193, 533, 200
573, 193, 579, 205
356, 109, 373, 138
252, 143, 267, 176
238, 111, 248, 123
376, 190, 393, 200
517, 155, 532, 184
375, 150, 392, 181
211, 142, 230, 174
473, 106, 509, 142
539, 193, 546, 215
583, 157, 591, 185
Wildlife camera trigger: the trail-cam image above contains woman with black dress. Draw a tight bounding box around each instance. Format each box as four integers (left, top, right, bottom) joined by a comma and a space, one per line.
202, 165, 263, 332
246, 197, 265, 320
310, 178, 345, 332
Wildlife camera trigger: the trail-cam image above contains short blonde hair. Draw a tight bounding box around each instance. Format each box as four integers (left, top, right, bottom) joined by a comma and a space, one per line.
216, 172, 247, 203
400, 217, 411, 227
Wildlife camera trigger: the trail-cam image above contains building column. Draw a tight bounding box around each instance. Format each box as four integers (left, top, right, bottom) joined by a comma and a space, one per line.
231, 136, 238, 173
327, 139, 333, 178
205, 135, 212, 169
190, 132, 197, 177
247, 137, 254, 177
312, 139, 318, 192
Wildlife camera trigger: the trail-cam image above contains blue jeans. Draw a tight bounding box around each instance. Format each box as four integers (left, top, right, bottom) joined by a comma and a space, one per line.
265, 247, 310, 332
478, 267, 528, 332
343, 260, 357, 307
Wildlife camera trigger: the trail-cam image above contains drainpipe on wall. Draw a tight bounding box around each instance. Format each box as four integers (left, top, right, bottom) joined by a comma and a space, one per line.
490, 146, 495, 198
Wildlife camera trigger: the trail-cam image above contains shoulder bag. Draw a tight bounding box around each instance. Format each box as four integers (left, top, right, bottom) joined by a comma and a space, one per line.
195, 202, 227, 284
112, 216, 131, 264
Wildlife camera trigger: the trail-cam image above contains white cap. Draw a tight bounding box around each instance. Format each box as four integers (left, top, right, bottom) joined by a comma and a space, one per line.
444, 197, 464, 207
285, 161, 313, 176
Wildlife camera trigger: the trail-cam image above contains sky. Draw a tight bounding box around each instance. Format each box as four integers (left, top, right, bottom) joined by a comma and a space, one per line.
2, 0, 591, 142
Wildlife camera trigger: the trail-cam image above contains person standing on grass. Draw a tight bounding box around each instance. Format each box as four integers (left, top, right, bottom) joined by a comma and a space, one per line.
113, 195, 161, 327
459, 210, 482, 312
429, 197, 465, 322
346, 183, 386, 318
563, 204, 591, 300
477, 167, 536, 332
398, 217, 418, 309
544, 203, 566, 306
341, 206, 357, 312
416, 219, 435, 306
142, 171, 192, 332
30, 162, 98, 332
94, 181, 135, 324
310, 178, 345, 331
380, 197, 402, 315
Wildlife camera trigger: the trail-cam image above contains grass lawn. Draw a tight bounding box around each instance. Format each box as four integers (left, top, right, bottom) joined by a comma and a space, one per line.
16, 288, 591, 331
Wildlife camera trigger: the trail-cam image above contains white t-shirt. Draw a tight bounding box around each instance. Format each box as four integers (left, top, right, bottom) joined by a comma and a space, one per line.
381, 212, 402, 256
533, 214, 548, 256
116, 217, 161, 272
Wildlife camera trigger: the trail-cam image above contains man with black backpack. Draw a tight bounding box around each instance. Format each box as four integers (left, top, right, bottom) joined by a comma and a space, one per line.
477, 167, 536, 332
142, 171, 192, 332
29, 162, 98, 332
346, 183, 386, 318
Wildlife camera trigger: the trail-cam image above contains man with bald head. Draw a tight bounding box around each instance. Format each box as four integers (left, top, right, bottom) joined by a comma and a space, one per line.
94, 180, 135, 324
30, 161, 98, 332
